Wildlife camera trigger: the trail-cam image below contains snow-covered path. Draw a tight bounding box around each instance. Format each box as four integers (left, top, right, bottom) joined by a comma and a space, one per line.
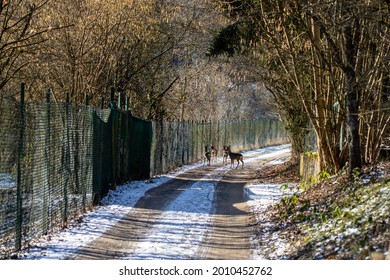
18, 144, 292, 260
7, 143, 389, 280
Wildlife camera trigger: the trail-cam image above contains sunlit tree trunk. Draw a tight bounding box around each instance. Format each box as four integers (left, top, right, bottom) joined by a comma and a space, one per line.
343, 20, 362, 171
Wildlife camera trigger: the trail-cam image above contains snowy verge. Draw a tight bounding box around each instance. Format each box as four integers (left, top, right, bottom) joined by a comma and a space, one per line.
18, 144, 291, 260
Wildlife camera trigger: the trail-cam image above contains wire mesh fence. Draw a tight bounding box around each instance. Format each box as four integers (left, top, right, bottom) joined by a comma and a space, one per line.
0, 94, 20, 257
150, 118, 289, 176
0, 87, 289, 258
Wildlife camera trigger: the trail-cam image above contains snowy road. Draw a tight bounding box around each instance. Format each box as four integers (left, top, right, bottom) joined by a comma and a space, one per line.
18, 144, 292, 260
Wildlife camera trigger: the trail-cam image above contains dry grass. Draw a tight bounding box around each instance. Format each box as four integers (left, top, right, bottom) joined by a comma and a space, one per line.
253, 161, 390, 260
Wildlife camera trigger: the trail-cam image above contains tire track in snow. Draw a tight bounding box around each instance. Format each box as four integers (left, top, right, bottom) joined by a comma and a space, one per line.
68, 164, 229, 259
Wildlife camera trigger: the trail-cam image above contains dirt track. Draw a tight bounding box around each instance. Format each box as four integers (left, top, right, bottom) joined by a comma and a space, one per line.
68, 149, 290, 260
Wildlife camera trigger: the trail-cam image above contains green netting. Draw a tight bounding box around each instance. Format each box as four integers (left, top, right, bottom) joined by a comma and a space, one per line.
0, 96, 20, 257
0, 92, 289, 258
91, 109, 152, 202
19, 103, 94, 251
149, 118, 289, 176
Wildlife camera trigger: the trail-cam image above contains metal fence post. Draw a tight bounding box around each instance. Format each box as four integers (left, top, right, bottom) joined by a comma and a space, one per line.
63, 92, 70, 225
109, 87, 116, 109
109, 87, 118, 184
201, 120, 204, 157
125, 96, 129, 111
15, 83, 25, 251
118, 92, 122, 110
42, 88, 51, 235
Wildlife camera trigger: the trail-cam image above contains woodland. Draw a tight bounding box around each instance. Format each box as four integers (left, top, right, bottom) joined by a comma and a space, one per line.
0, 0, 276, 120
0, 0, 389, 175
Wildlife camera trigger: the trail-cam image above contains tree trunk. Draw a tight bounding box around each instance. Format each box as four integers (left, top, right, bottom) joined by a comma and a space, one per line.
343, 22, 362, 171
345, 70, 362, 171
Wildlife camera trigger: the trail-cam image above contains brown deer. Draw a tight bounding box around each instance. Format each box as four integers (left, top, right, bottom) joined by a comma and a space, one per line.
227, 145, 244, 169
222, 145, 229, 166
211, 145, 218, 162
204, 145, 211, 166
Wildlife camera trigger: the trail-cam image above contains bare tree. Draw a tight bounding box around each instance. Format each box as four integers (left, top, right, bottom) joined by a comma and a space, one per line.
209, 0, 390, 173
0, 0, 49, 92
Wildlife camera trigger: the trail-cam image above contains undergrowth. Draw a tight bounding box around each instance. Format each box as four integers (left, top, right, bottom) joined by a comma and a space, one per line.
273, 163, 390, 259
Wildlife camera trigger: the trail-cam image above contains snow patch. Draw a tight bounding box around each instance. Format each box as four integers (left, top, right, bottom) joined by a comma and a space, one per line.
18, 144, 292, 260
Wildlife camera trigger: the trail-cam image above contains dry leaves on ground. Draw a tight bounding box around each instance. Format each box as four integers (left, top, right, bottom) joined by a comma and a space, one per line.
253, 161, 390, 260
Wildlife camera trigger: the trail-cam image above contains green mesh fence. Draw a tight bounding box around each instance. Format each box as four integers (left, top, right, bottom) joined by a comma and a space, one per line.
0, 95, 20, 257
1, 87, 289, 258
0, 94, 96, 256
150, 118, 289, 176
91, 109, 152, 202
22, 102, 94, 241
0, 92, 153, 258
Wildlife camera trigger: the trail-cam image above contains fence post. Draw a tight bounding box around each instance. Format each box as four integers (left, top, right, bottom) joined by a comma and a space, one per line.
181, 120, 185, 164
42, 88, 51, 235
118, 92, 122, 110
216, 120, 220, 151
192, 120, 195, 162
125, 96, 129, 111
224, 120, 227, 146
208, 121, 211, 148
63, 92, 70, 225
15, 83, 25, 251
109, 87, 116, 109
243, 119, 246, 150
109, 87, 118, 184
202, 120, 205, 156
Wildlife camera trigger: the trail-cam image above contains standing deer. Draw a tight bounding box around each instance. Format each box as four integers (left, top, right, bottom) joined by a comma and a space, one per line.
227, 145, 244, 169
204, 145, 211, 166
222, 145, 229, 166
211, 145, 218, 162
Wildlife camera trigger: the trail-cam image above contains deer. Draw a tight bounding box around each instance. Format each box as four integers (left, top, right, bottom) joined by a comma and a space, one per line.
211, 145, 218, 162
222, 145, 229, 166
204, 145, 211, 166
227, 145, 244, 169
